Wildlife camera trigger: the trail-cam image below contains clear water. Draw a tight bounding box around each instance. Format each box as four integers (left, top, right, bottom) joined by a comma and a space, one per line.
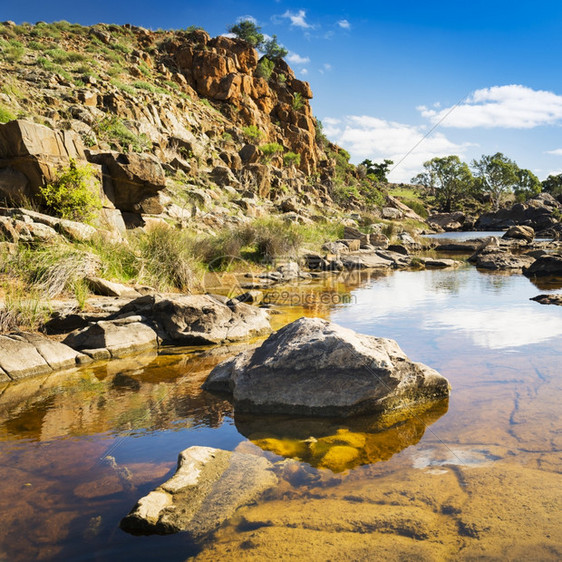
0, 266, 561, 560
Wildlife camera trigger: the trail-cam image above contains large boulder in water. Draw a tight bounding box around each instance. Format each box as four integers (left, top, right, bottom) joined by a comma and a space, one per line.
203, 317, 450, 417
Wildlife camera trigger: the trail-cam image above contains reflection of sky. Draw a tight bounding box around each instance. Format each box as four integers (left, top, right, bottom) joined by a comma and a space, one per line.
424, 307, 562, 349
332, 268, 562, 351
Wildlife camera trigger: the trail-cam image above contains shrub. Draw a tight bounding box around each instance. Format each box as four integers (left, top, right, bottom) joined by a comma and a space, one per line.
283, 151, 301, 167
0, 105, 16, 124
95, 115, 152, 153
39, 159, 102, 223
260, 142, 284, 163
255, 57, 275, 81
292, 92, 304, 111
242, 125, 263, 142
402, 199, 429, 218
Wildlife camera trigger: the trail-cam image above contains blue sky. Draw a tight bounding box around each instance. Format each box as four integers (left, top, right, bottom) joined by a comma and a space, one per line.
4, 1, 562, 182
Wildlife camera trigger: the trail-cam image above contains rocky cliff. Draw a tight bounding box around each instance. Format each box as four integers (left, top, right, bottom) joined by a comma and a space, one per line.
0, 20, 369, 233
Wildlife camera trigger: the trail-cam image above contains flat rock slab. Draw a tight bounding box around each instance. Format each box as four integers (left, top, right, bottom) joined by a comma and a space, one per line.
204, 317, 450, 417
0, 332, 80, 380
340, 253, 393, 270
63, 317, 158, 358
120, 446, 277, 537
418, 257, 462, 268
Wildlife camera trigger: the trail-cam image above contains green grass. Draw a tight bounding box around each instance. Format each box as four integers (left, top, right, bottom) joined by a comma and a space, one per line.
0, 105, 16, 124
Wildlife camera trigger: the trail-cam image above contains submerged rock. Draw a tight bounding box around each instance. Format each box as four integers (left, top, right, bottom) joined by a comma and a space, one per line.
120, 446, 277, 536
203, 317, 450, 417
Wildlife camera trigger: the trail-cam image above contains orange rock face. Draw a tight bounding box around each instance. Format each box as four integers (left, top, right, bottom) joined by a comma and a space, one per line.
169, 35, 318, 173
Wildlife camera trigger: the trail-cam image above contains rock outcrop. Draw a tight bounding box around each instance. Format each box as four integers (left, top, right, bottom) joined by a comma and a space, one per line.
62, 293, 271, 357
0, 120, 87, 202
203, 317, 450, 417
475, 194, 561, 231
427, 211, 466, 232
120, 446, 277, 536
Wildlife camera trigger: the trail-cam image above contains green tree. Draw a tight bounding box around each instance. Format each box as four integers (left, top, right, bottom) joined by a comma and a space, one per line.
262, 35, 287, 60
542, 173, 562, 197
360, 159, 394, 183
411, 155, 473, 212
227, 19, 264, 47
514, 168, 541, 202
472, 152, 519, 211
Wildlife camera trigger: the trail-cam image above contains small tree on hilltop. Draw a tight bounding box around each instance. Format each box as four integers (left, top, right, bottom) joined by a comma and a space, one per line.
263, 35, 287, 60
228, 19, 264, 48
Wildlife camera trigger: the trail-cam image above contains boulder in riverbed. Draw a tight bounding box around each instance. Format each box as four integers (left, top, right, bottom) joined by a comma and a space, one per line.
203, 317, 450, 417
502, 225, 534, 243
523, 255, 562, 278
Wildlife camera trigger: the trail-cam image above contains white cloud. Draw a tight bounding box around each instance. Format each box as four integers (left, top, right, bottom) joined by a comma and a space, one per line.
286, 52, 310, 65
300, 68, 309, 76
323, 115, 470, 182
337, 19, 351, 29
236, 15, 257, 24
546, 148, 562, 156
281, 9, 313, 29
420, 84, 562, 129
319, 63, 332, 75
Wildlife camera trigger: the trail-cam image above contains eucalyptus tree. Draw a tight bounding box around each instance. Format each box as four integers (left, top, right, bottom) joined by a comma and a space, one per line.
411, 155, 473, 212
542, 173, 562, 197
472, 153, 519, 210
514, 168, 541, 201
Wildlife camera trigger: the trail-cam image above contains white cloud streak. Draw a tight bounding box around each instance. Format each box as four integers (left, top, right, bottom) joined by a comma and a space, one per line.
546, 148, 562, 156
337, 19, 351, 29
286, 52, 310, 65
323, 115, 470, 182
420, 85, 562, 129
281, 9, 313, 29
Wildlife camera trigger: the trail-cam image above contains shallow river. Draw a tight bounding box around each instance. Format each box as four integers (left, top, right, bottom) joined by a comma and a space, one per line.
0, 264, 561, 561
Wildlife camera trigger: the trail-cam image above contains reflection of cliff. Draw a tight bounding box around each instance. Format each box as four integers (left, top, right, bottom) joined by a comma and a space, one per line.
236, 399, 449, 472
0, 347, 243, 442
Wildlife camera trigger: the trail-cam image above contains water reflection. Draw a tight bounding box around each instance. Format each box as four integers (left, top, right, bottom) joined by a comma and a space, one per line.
0, 349, 239, 442
425, 307, 562, 349
235, 399, 448, 473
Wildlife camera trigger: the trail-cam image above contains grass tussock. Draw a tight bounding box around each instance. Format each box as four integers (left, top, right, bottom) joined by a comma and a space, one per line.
0, 217, 345, 332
